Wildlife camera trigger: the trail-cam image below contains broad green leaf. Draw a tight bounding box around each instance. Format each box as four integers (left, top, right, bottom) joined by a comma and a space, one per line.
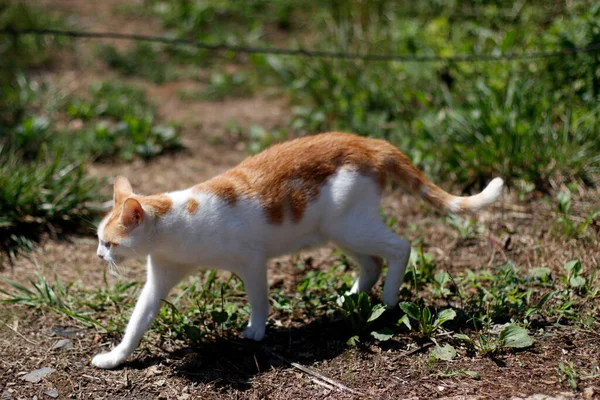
569, 276, 586, 288
371, 328, 394, 341
399, 302, 420, 321
398, 314, 412, 331
422, 306, 432, 325
463, 370, 481, 380
210, 310, 228, 324
435, 309, 456, 326
453, 333, 472, 344
564, 259, 581, 275
367, 304, 386, 323
430, 344, 456, 361
499, 324, 534, 348
529, 267, 551, 280
347, 335, 360, 346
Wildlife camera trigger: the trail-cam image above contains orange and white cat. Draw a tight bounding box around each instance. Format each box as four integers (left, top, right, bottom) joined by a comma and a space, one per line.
92, 132, 503, 369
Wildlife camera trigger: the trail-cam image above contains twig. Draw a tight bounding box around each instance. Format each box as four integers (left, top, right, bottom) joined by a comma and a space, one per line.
0, 319, 40, 346
269, 351, 364, 396
310, 377, 334, 391
398, 342, 434, 358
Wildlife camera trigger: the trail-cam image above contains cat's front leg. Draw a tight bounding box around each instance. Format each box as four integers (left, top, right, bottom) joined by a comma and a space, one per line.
238, 262, 269, 341
92, 256, 184, 369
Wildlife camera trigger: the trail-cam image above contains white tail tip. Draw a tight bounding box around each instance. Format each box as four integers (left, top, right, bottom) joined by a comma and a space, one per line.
482, 177, 504, 204
449, 177, 504, 212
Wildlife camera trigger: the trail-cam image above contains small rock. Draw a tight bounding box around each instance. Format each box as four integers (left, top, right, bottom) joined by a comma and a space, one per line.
43, 389, 58, 398
583, 387, 596, 399
146, 365, 161, 376
52, 327, 80, 338
155, 379, 166, 387
19, 367, 56, 383
52, 339, 74, 351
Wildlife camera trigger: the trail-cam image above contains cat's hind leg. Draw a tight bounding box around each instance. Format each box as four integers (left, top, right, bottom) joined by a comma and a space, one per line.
336, 246, 383, 295
92, 256, 187, 369
325, 218, 410, 309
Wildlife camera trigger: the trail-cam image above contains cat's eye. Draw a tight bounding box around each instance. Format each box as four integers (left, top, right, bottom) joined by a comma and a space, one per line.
100, 240, 114, 248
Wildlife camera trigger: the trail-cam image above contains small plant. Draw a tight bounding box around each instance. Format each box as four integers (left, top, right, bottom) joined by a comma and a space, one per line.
557, 362, 599, 391
561, 259, 587, 290
555, 190, 600, 238
65, 82, 183, 161
398, 302, 456, 338
432, 271, 452, 298
95, 43, 173, 84
200, 71, 255, 101
339, 292, 393, 345
447, 214, 485, 241
454, 324, 534, 356
403, 247, 436, 290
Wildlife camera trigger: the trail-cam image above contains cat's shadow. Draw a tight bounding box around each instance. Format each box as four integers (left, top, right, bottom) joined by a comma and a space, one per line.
127, 317, 353, 391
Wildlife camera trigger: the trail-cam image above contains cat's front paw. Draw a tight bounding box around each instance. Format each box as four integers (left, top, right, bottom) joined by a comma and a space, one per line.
92, 350, 128, 369
243, 324, 265, 341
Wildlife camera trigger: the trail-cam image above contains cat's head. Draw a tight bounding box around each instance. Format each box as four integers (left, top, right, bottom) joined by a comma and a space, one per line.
96, 176, 157, 265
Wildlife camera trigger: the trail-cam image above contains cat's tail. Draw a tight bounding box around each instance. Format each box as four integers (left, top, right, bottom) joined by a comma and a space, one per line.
384, 146, 503, 213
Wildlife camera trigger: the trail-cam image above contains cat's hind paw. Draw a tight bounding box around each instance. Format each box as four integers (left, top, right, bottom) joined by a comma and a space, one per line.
243, 325, 265, 341
92, 350, 128, 369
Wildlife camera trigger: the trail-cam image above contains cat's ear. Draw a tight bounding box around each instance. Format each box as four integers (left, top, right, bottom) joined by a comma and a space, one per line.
121, 198, 144, 230
114, 176, 133, 205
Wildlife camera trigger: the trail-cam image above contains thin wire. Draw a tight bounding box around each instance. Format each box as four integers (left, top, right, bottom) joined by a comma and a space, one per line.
3, 28, 600, 63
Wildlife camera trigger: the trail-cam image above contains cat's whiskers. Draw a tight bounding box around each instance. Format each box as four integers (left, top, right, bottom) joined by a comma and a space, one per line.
108, 259, 122, 277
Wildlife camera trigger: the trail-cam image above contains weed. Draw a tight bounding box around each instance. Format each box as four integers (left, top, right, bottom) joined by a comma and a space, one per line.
0, 273, 108, 330
339, 292, 392, 345
555, 190, 600, 238
557, 362, 600, 391
398, 302, 456, 338
65, 82, 183, 160
447, 215, 485, 241
96, 43, 175, 84
454, 323, 534, 357
0, 143, 100, 261
403, 247, 436, 290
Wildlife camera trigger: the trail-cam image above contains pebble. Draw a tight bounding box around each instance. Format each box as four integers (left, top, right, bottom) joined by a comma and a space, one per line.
19, 367, 56, 384
52, 339, 74, 350
43, 389, 58, 398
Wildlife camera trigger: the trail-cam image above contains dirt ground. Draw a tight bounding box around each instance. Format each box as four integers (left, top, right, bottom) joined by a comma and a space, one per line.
1, 1, 600, 399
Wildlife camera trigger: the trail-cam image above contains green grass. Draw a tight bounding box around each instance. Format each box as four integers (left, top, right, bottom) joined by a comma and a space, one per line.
2, 257, 597, 357
65, 82, 183, 161
0, 77, 184, 260
95, 43, 175, 84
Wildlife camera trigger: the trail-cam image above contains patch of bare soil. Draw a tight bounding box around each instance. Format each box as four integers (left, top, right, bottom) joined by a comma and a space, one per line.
2, 1, 600, 399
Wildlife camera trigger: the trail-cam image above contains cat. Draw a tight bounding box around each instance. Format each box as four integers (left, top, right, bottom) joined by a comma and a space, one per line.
92, 132, 503, 369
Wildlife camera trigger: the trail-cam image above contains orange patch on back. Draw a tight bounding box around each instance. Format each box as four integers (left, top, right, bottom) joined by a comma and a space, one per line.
139, 194, 172, 217
187, 198, 199, 214
193, 132, 437, 224
195, 176, 238, 205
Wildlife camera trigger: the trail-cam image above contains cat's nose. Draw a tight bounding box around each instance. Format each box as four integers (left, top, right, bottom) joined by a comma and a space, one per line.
98, 254, 104, 260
